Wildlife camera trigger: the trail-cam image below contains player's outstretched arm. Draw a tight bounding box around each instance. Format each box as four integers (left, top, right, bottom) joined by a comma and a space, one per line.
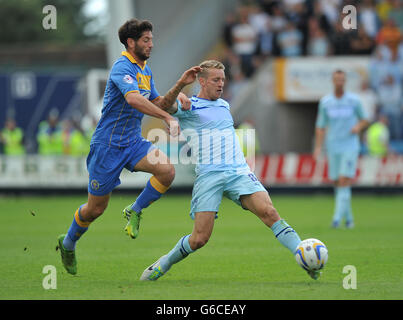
351, 119, 369, 134
125, 92, 179, 136
155, 66, 201, 114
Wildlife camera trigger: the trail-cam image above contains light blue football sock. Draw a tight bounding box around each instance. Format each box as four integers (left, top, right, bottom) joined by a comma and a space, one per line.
271, 219, 301, 254
332, 187, 344, 225
333, 187, 351, 225
159, 234, 195, 273
342, 187, 353, 223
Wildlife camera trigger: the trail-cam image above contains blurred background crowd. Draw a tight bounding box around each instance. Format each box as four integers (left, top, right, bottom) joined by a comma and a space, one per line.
219, 0, 403, 157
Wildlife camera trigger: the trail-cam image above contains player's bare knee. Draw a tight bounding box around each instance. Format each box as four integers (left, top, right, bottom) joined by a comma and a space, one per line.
166, 164, 175, 184
158, 164, 175, 186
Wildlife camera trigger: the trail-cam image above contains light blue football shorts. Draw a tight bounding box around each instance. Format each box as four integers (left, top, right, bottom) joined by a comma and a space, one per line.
327, 151, 359, 181
189, 169, 267, 220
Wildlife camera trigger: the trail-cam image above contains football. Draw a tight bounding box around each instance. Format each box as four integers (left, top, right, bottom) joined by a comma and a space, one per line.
295, 238, 328, 271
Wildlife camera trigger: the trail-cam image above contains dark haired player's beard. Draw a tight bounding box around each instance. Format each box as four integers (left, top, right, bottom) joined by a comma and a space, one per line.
134, 46, 150, 61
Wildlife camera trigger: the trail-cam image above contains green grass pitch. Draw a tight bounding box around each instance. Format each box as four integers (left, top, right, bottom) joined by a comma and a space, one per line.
0, 193, 402, 300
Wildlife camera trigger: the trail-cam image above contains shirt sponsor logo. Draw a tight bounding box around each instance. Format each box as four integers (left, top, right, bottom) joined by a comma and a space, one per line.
123, 75, 134, 84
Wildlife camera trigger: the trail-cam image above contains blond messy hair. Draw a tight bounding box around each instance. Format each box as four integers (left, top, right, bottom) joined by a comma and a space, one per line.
198, 60, 225, 78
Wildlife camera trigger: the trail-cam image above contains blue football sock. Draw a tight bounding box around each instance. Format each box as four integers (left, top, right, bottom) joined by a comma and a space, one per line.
63, 205, 90, 251
159, 234, 195, 273
271, 219, 301, 254
131, 176, 169, 213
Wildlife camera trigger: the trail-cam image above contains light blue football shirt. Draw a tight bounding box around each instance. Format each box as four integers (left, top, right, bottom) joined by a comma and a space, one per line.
173, 96, 248, 175
316, 92, 368, 153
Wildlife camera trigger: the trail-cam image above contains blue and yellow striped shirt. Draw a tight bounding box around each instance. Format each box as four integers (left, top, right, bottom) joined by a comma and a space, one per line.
91, 51, 160, 148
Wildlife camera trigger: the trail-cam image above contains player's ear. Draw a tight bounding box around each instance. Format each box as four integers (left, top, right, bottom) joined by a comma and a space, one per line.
127, 38, 135, 49
198, 76, 205, 87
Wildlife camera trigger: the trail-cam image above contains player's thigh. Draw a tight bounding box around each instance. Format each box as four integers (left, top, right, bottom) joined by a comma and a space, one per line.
327, 153, 341, 182
240, 191, 280, 226
133, 148, 175, 181
224, 170, 267, 210
189, 172, 225, 220
339, 152, 358, 181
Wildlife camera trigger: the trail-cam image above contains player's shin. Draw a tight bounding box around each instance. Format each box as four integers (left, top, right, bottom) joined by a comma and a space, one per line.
63, 205, 90, 251
342, 186, 354, 224
130, 176, 169, 213
159, 234, 195, 273
333, 186, 351, 226
271, 219, 301, 254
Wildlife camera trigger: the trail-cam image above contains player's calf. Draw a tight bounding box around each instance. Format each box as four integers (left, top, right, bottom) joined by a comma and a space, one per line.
153, 163, 175, 187
189, 233, 210, 250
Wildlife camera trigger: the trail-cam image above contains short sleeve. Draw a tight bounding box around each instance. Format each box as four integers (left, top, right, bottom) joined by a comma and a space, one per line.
149, 75, 160, 101
315, 100, 328, 128
110, 62, 140, 97
354, 97, 368, 120
172, 99, 192, 119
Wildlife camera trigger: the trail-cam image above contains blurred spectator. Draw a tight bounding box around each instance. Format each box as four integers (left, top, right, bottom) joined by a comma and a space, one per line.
0, 119, 25, 155
70, 118, 91, 156
359, 0, 381, 39
37, 110, 63, 155
376, 0, 394, 22
311, 0, 332, 36
329, 18, 354, 55
218, 0, 403, 150
377, 72, 402, 140
285, 2, 310, 54
376, 18, 402, 57
306, 17, 330, 56
318, 0, 342, 26
81, 114, 98, 143
277, 21, 303, 56
368, 45, 392, 89
231, 6, 258, 77
358, 80, 378, 124
270, 3, 288, 55
61, 119, 74, 155
248, 4, 273, 57
366, 112, 390, 156
270, 3, 288, 32
350, 27, 376, 55
223, 12, 237, 49
388, 0, 403, 32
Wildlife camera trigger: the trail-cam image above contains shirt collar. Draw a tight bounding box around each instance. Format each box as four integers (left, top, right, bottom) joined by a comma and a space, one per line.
121, 51, 147, 70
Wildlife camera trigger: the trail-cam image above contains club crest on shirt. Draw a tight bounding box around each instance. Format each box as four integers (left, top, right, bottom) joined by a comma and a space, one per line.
90, 179, 100, 190
123, 74, 134, 84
